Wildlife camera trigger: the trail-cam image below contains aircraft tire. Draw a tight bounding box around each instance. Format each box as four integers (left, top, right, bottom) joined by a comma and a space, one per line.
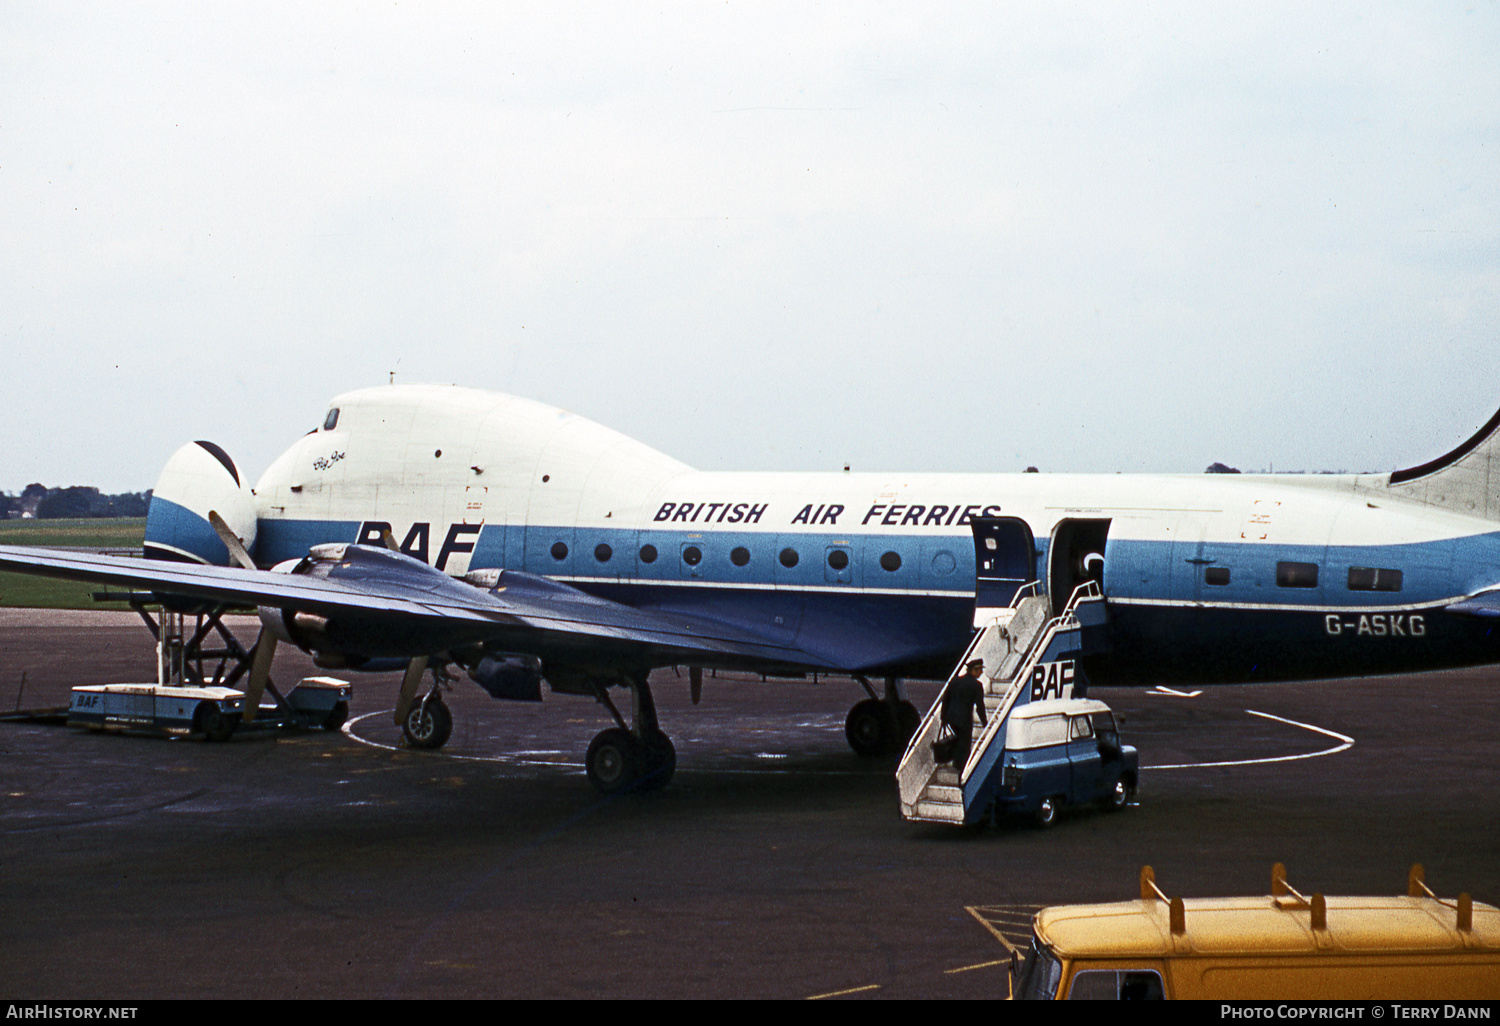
195, 701, 237, 743
403, 698, 453, 750
895, 701, 921, 747
638, 729, 676, 791
586, 728, 644, 794
845, 699, 894, 757
1034, 796, 1059, 829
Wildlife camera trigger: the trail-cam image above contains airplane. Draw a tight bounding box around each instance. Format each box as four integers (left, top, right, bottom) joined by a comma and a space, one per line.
4, 383, 1500, 795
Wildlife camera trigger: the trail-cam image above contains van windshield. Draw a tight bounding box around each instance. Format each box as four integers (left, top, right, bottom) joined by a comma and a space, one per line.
1014, 937, 1063, 1000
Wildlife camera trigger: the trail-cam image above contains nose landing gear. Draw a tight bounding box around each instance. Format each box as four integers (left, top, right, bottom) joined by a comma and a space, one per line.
395, 657, 456, 750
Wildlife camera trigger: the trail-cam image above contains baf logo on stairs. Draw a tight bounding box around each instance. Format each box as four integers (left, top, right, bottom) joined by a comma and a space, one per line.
1029, 660, 1076, 702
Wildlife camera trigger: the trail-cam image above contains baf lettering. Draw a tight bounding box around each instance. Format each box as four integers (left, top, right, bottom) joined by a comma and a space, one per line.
1029, 660, 1076, 701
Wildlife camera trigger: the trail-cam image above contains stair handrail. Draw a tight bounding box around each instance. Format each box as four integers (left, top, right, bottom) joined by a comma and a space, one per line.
897, 587, 1050, 808
956, 578, 1105, 783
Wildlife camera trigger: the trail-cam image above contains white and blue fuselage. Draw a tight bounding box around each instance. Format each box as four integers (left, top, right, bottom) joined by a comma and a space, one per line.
144, 385, 1500, 686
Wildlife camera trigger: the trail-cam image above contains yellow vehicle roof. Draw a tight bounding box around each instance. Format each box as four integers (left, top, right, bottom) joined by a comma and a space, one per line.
1036, 895, 1500, 959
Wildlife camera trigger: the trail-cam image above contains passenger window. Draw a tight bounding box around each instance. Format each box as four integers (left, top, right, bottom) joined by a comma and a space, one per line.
779, 547, 799, 569
827, 549, 849, 571
880, 551, 902, 572
1276, 561, 1319, 588
1204, 566, 1230, 586
1067, 969, 1164, 1000
639, 545, 658, 564
1348, 566, 1403, 592
730, 546, 750, 567
594, 544, 612, 563
682, 545, 702, 566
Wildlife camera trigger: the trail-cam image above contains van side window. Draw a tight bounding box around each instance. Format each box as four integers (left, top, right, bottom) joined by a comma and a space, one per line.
1068, 968, 1165, 1000
1069, 716, 1094, 740
1276, 561, 1319, 588
1348, 567, 1403, 592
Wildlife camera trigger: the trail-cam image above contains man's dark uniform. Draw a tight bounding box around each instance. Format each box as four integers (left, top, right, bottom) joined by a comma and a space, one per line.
941, 664, 988, 768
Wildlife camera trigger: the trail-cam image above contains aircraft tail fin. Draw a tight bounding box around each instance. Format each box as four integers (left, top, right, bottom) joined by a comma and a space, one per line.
1380, 404, 1500, 521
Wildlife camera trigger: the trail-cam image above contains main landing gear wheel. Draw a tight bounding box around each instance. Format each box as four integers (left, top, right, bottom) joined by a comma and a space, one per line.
402, 696, 453, 750
845, 699, 896, 757
585, 728, 677, 794
895, 700, 920, 748
639, 729, 676, 791
587, 728, 642, 794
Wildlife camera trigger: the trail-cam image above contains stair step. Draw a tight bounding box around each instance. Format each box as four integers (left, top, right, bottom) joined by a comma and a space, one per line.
923, 784, 962, 803
914, 799, 965, 822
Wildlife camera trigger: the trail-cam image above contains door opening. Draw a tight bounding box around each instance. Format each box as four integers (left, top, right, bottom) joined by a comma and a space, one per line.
1048, 518, 1111, 616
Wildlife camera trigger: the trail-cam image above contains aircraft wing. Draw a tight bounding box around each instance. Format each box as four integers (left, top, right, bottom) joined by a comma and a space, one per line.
1445, 588, 1500, 618
0, 543, 837, 671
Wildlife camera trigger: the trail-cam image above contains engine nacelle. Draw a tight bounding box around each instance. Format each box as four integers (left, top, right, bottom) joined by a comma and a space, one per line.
467, 653, 543, 702
144, 441, 258, 565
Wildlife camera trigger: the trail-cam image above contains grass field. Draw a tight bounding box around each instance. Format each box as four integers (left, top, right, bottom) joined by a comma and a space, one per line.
0, 518, 146, 609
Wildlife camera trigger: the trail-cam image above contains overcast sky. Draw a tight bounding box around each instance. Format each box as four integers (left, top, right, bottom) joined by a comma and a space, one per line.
3, 2, 1498, 493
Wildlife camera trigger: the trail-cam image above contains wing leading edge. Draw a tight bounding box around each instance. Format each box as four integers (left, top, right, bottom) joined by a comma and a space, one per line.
0, 543, 838, 673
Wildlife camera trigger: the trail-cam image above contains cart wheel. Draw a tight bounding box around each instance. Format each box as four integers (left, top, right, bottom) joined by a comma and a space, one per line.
323, 701, 349, 732
1034, 795, 1058, 828
195, 701, 237, 743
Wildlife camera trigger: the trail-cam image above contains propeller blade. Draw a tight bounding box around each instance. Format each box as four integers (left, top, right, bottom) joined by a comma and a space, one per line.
208, 510, 257, 571
241, 629, 277, 723
394, 656, 427, 727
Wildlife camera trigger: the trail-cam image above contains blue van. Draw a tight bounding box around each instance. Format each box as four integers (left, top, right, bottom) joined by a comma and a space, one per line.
993, 698, 1139, 826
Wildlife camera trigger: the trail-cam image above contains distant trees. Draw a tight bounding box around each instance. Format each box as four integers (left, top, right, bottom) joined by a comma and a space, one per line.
1205, 462, 1241, 474
35, 487, 96, 519
2, 486, 151, 519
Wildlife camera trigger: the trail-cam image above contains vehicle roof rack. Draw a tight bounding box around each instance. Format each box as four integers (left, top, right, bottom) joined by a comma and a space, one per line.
1140, 863, 1476, 936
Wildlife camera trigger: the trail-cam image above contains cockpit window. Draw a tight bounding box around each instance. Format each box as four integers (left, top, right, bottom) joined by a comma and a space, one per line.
323, 408, 340, 431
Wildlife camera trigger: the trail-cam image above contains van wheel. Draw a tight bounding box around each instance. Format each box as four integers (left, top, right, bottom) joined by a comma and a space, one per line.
1102, 778, 1130, 811
1034, 796, 1058, 828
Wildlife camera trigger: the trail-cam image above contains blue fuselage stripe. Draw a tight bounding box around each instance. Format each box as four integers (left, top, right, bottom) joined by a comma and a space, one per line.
249, 518, 1500, 681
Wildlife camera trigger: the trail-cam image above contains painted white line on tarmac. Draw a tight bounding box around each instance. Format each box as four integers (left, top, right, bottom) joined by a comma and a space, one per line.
1147, 709, 1354, 770
342, 709, 876, 775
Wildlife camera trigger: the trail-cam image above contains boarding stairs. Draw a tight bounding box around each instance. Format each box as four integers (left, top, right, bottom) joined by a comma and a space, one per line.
897, 580, 1106, 825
